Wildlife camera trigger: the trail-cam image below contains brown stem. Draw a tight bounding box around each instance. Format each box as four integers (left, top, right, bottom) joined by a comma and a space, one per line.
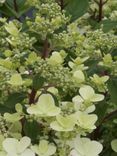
98, 0, 103, 22
14, 0, 18, 12
97, 0, 108, 22
91, 109, 117, 140
42, 38, 50, 59
102, 109, 117, 122
20, 118, 25, 135
29, 88, 37, 104
60, 0, 64, 10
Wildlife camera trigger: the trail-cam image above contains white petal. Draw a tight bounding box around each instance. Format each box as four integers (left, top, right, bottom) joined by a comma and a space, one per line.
38, 94, 55, 106
0, 151, 7, 156
46, 144, 56, 155
17, 137, 31, 153
69, 149, 80, 156
31, 145, 39, 155
21, 149, 35, 156
91, 94, 104, 102
72, 96, 84, 105
74, 137, 86, 155
79, 85, 95, 100
37, 94, 55, 114
3, 138, 18, 154
47, 107, 61, 116
27, 105, 42, 115
50, 121, 73, 132
84, 141, 103, 156
85, 105, 96, 113
73, 70, 85, 83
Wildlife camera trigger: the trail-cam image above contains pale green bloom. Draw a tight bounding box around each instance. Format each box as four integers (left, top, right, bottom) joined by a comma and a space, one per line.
4, 112, 23, 123
73, 85, 104, 106
68, 57, 89, 71
48, 52, 63, 65
27, 94, 61, 116
5, 22, 20, 36
90, 74, 109, 92
50, 114, 77, 131
70, 136, 103, 156
73, 70, 85, 84
111, 139, 117, 152
26, 52, 38, 64
4, 50, 13, 57
99, 54, 113, 67
31, 140, 56, 156
110, 11, 117, 21
0, 58, 13, 69
47, 87, 58, 95
15, 103, 23, 113
75, 112, 98, 130
90, 74, 109, 85
8, 122, 22, 139
0, 17, 7, 23
3, 137, 35, 156
0, 151, 6, 156
7, 73, 24, 86
73, 95, 96, 112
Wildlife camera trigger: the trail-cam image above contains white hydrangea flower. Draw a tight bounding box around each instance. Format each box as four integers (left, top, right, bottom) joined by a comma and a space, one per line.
69, 136, 103, 156
73, 85, 104, 107
31, 140, 56, 156
48, 52, 63, 65
75, 111, 98, 130
3, 136, 35, 156
73, 70, 85, 84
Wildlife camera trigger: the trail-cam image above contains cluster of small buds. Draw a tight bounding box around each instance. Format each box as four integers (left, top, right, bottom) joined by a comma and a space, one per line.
27, 1, 69, 37
0, 27, 9, 51
110, 11, 117, 21
86, 29, 117, 52
25, 0, 39, 7
103, 0, 117, 17
0, 70, 10, 88
35, 60, 76, 92
0, 115, 8, 137
53, 32, 76, 49
6, 33, 36, 51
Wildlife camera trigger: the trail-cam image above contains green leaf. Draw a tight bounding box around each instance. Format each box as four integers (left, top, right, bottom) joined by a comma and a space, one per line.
33, 74, 45, 90
0, 104, 13, 114
0, 4, 17, 17
95, 100, 108, 123
96, 20, 117, 32
108, 77, 117, 103
6, 0, 26, 8
0, 0, 29, 18
4, 92, 26, 109
65, 0, 89, 22
17, 5, 31, 18
23, 120, 40, 143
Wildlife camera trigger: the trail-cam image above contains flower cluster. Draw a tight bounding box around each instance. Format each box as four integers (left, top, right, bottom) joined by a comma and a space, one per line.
0, 0, 117, 155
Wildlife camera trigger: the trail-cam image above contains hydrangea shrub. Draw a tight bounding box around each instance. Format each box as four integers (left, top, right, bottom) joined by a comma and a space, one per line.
0, 0, 117, 156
